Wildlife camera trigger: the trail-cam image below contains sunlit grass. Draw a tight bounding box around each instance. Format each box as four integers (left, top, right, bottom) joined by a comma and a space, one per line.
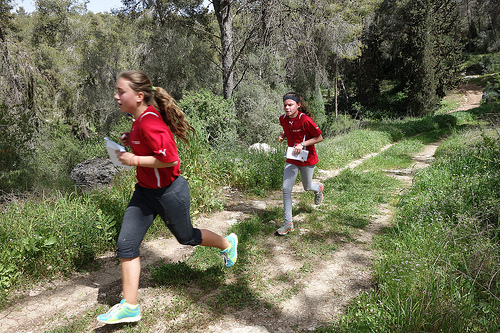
327, 126, 500, 333
316, 129, 393, 170
6, 106, 500, 332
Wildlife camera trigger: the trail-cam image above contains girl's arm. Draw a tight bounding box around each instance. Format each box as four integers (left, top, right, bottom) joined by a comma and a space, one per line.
293, 134, 323, 155
279, 132, 286, 143
116, 151, 178, 168
301, 134, 323, 148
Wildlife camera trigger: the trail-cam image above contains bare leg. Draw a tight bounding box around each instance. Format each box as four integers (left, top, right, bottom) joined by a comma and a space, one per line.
121, 257, 141, 305
199, 229, 230, 250
120, 232, 229, 306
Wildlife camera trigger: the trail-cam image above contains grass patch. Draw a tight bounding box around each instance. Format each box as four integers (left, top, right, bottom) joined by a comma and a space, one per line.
328, 126, 500, 332
142, 160, 402, 332
9, 107, 500, 331
316, 130, 393, 170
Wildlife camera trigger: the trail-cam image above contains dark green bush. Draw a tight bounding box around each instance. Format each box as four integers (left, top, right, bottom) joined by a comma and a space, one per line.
433, 114, 458, 128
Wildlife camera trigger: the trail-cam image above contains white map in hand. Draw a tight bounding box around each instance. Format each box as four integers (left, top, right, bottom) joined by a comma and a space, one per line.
286, 147, 309, 162
104, 137, 130, 169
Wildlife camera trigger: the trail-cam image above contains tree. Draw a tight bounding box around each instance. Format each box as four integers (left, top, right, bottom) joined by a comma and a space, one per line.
118, 0, 239, 99
356, 0, 461, 117
0, 0, 39, 176
457, 0, 500, 53
212, 0, 234, 99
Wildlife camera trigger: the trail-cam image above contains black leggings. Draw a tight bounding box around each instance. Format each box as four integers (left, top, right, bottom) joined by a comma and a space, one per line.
116, 176, 202, 258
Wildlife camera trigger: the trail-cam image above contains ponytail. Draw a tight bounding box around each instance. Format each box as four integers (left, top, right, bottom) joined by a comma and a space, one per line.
152, 87, 196, 146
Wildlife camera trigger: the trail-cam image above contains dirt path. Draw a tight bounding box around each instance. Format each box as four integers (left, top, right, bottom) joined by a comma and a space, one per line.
0, 87, 481, 333
0, 143, 431, 333
445, 83, 483, 112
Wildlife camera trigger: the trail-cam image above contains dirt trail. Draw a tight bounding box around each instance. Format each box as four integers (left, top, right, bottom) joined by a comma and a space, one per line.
0, 87, 481, 333
0, 143, 433, 333
446, 83, 483, 112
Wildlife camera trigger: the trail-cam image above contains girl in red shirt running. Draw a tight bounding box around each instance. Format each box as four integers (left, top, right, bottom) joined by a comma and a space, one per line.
277, 92, 324, 236
97, 70, 238, 324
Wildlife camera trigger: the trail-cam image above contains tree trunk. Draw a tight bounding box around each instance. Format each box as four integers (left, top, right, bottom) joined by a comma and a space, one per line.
0, 28, 23, 105
334, 56, 338, 119
213, 0, 234, 99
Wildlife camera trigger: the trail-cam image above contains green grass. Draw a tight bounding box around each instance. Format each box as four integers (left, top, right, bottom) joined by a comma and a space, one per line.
0, 192, 117, 296
4, 102, 500, 332
356, 130, 445, 172
316, 129, 393, 170
325, 127, 500, 332
142, 166, 400, 332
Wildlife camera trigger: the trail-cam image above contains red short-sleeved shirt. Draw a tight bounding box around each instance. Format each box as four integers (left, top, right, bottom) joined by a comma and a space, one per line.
129, 105, 180, 188
279, 112, 322, 166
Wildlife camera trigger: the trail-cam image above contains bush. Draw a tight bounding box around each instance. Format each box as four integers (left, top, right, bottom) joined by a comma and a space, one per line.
321, 114, 363, 137
179, 89, 238, 150
219, 144, 285, 195
433, 114, 457, 129
482, 74, 500, 104
0, 103, 36, 187
233, 81, 284, 145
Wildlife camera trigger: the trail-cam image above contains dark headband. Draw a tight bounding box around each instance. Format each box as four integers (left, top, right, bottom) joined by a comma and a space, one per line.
283, 95, 301, 104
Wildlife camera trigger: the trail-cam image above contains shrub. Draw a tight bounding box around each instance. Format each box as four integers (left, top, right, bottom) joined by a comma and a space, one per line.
233, 81, 284, 145
179, 89, 238, 150
432, 114, 457, 129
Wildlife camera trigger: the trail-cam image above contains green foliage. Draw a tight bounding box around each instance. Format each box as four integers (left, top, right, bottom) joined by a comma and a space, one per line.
369, 112, 469, 143
331, 127, 500, 332
0, 104, 29, 174
463, 52, 500, 75
307, 87, 327, 128
31, 123, 105, 189
0, 192, 116, 297
87, 170, 136, 233
316, 129, 392, 170
144, 24, 220, 100
179, 89, 238, 149
177, 139, 226, 214
0, 0, 15, 35
74, 13, 138, 136
233, 80, 284, 145
482, 74, 500, 104
356, 0, 462, 117
321, 114, 365, 137
218, 145, 284, 195
432, 114, 458, 129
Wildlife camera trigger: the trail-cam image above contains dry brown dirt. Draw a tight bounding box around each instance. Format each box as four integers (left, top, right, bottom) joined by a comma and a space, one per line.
0, 86, 481, 333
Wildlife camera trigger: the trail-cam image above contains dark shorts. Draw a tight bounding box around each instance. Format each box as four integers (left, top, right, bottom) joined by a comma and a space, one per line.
116, 176, 202, 258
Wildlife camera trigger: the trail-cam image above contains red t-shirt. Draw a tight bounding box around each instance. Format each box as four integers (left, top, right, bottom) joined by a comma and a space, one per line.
129, 105, 180, 188
279, 112, 322, 166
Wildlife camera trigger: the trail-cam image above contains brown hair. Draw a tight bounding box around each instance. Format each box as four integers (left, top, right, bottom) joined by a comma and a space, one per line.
283, 92, 315, 121
118, 70, 195, 145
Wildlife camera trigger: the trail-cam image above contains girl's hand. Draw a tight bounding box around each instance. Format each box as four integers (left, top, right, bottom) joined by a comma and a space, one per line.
279, 133, 285, 143
292, 143, 303, 155
116, 151, 137, 166
119, 132, 130, 146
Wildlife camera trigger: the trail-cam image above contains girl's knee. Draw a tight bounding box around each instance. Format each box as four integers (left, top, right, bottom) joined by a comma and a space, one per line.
117, 239, 140, 258
175, 228, 202, 246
